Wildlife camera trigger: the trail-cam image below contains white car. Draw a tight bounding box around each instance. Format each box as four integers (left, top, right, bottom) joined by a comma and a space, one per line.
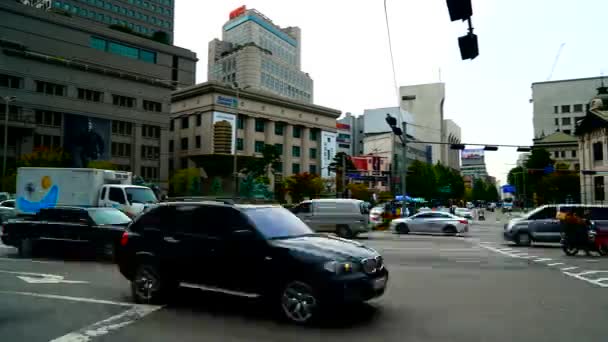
454, 208, 474, 220
390, 211, 469, 235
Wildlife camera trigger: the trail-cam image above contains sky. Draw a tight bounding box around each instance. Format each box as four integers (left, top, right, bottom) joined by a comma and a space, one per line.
174, 0, 608, 184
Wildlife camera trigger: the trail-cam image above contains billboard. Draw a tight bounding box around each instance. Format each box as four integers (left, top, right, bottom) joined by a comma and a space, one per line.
336, 123, 351, 130
63, 114, 111, 168
321, 131, 337, 178
212, 112, 237, 154
461, 149, 484, 160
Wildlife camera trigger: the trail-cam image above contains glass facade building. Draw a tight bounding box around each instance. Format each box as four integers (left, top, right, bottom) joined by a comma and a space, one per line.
28, 0, 175, 42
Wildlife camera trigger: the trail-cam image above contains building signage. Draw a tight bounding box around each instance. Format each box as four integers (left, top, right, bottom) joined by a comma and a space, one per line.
336, 123, 351, 130
229, 5, 246, 19
321, 131, 337, 178
212, 112, 237, 154
461, 149, 484, 160
216, 95, 237, 107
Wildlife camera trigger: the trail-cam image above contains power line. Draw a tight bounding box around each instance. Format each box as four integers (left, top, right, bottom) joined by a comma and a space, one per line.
383, 0, 399, 103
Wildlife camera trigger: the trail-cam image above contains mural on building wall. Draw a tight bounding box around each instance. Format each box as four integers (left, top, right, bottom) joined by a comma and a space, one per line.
63, 114, 110, 168
212, 112, 236, 154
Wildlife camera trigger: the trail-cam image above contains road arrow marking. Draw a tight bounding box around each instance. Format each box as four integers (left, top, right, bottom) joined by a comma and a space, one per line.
0, 270, 88, 284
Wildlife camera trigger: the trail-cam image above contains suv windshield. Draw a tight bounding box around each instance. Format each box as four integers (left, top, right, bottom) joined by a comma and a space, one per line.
125, 187, 158, 204
88, 209, 132, 226
244, 207, 313, 240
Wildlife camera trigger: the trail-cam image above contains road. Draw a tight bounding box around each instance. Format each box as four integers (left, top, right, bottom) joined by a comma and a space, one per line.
1, 212, 607, 342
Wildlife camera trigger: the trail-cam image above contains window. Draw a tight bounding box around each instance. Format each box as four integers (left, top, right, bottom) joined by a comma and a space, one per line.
143, 100, 162, 112
574, 104, 583, 112
560, 151, 565, 158
77, 88, 103, 102
112, 95, 136, 108
35, 81, 66, 96
0, 74, 23, 89
196, 114, 202, 126
142, 125, 160, 139
33, 134, 61, 149
595, 176, 605, 201
292, 163, 300, 174
170, 120, 174, 131
35, 110, 62, 127
237, 115, 244, 129
90, 37, 157, 63
255, 119, 265, 132
562, 117, 571, 125
181, 116, 189, 129
309, 129, 317, 141
140, 145, 160, 160
561, 105, 570, 113
309, 148, 317, 159
111, 142, 132, 157
293, 126, 301, 138
169, 140, 174, 152
195, 135, 201, 148
140, 166, 159, 180
112, 120, 133, 135
181, 157, 188, 169
572, 150, 577, 158
553, 106, 558, 114
554, 118, 559, 125
109, 188, 126, 204
554, 151, 559, 158
181, 137, 188, 150
236, 138, 244, 151
309, 165, 317, 174
274, 144, 283, 155
294, 202, 311, 214
255, 141, 265, 153
275, 122, 284, 136
593, 142, 604, 161
292, 146, 301, 157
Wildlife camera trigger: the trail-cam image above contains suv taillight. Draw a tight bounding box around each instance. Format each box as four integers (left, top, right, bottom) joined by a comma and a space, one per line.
459, 219, 468, 224
120, 232, 129, 246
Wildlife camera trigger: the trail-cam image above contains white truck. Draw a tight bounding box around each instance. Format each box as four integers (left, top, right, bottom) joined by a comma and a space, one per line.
15, 167, 159, 217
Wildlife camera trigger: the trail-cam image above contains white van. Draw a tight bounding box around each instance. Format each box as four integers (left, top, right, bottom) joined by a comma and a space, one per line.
292, 199, 371, 238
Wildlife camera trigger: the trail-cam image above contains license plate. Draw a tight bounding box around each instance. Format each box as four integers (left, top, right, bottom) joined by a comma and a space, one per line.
373, 276, 387, 290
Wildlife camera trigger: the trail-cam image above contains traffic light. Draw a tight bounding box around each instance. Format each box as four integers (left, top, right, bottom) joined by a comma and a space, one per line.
385, 114, 397, 127
446, 0, 473, 22
483, 145, 498, 151
450, 144, 466, 150
458, 32, 479, 60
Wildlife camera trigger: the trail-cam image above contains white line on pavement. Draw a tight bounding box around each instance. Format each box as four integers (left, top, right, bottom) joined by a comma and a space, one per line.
547, 263, 565, 266
561, 267, 579, 271
534, 258, 553, 262
0, 257, 57, 264
0, 291, 135, 307
50, 304, 162, 342
562, 271, 608, 288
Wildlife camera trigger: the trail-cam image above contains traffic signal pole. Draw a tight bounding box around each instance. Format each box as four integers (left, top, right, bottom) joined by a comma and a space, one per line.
401, 121, 407, 213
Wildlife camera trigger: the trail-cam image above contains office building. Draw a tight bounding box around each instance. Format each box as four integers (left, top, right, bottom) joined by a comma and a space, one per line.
532, 76, 605, 139
19, 0, 175, 42
170, 81, 340, 192
399, 82, 462, 169
1, 1, 196, 187
337, 112, 364, 156
533, 132, 579, 170
460, 149, 488, 179
207, 6, 313, 103
336, 122, 352, 155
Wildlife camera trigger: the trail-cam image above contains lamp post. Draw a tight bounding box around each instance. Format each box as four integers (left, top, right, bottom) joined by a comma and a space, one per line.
1, 96, 16, 184
231, 82, 250, 200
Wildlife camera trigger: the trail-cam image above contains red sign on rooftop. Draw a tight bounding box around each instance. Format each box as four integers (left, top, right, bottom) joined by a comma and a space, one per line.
229, 6, 246, 20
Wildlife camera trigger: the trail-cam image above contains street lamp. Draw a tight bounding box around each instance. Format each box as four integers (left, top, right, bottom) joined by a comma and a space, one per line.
1, 96, 16, 184
231, 82, 251, 200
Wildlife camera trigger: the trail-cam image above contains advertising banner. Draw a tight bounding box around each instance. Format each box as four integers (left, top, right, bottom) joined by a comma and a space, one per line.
63, 114, 111, 168
461, 149, 484, 160
212, 112, 237, 154
321, 131, 337, 178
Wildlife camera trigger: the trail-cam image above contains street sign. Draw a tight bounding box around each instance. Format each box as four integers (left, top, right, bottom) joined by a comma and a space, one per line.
544, 165, 554, 174
439, 185, 451, 193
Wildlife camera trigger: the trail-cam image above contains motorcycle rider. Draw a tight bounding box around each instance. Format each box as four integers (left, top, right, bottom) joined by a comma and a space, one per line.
560, 209, 592, 256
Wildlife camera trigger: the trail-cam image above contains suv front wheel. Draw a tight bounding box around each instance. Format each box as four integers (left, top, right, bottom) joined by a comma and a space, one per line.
280, 280, 319, 324
131, 263, 175, 304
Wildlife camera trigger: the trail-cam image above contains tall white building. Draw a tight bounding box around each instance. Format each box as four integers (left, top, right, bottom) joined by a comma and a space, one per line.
208, 6, 313, 103
532, 76, 605, 139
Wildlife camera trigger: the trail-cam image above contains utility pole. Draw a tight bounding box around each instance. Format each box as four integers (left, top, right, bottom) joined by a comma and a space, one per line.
230, 83, 250, 200
342, 155, 346, 198
401, 121, 407, 207
2, 96, 16, 185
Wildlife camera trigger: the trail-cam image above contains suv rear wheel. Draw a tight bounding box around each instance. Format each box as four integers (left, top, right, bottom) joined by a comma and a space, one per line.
131, 264, 174, 304
280, 280, 319, 324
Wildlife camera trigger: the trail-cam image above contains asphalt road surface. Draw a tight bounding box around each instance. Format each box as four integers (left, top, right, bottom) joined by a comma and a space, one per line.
1, 212, 607, 342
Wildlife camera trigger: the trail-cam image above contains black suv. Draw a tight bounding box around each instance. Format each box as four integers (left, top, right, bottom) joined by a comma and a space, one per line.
116, 202, 388, 324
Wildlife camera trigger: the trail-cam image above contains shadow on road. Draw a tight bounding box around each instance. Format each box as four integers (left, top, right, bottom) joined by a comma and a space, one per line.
1, 245, 114, 264
165, 287, 381, 329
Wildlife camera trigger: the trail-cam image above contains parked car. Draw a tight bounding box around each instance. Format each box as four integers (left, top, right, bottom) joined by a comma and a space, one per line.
390, 211, 469, 235
291, 199, 370, 238
504, 204, 608, 246
1, 207, 132, 258
0, 199, 15, 208
116, 202, 388, 324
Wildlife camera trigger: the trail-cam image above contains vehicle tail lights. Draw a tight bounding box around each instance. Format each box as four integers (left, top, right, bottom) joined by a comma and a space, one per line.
120, 232, 129, 246
459, 220, 468, 224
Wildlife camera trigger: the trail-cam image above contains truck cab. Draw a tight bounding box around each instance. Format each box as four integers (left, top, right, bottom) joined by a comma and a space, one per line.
98, 185, 158, 218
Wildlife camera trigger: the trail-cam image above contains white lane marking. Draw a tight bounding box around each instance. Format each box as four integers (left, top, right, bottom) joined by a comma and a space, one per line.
562, 271, 608, 288
0, 257, 57, 264
0, 269, 88, 284
50, 304, 161, 342
548, 262, 565, 266
534, 258, 553, 262
374, 247, 479, 253
561, 267, 579, 271
0, 291, 134, 307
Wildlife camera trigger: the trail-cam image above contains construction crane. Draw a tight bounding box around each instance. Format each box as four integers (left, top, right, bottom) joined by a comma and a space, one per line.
547, 43, 566, 81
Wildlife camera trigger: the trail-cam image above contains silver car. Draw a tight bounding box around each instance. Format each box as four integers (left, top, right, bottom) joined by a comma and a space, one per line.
390, 211, 469, 235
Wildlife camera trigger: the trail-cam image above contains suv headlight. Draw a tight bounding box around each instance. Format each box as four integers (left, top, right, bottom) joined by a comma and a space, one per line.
323, 261, 361, 274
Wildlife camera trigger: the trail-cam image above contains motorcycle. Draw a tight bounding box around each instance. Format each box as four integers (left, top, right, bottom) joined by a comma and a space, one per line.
478, 210, 485, 221
561, 224, 608, 256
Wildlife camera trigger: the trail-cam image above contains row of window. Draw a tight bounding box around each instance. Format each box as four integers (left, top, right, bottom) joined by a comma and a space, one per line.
553, 117, 580, 126
261, 58, 311, 90
140, 166, 160, 181
553, 104, 589, 114
141, 145, 160, 160
34, 134, 61, 149
59, 0, 172, 25
261, 73, 311, 102
553, 150, 577, 159
91, 37, 156, 63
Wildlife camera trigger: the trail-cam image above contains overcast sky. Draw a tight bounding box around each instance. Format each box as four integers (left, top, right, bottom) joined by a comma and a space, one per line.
174, 0, 607, 184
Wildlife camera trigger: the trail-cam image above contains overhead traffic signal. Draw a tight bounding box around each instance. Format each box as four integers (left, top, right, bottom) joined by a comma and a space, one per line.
446, 0, 473, 22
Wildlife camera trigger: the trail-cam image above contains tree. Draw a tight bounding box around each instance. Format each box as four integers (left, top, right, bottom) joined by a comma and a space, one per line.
433, 163, 465, 202
17, 147, 71, 168
346, 183, 372, 202
406, 160, 437, 199
169, 168, 200, 196
210, 177, 223, 196
536, 171, 580, 204
472, 178, 487, 200
329, 152, 356, 194
87, 160, 118, 170
485, 183, 499, 202
284, 172, 324, 203
243, 144, 281, 181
